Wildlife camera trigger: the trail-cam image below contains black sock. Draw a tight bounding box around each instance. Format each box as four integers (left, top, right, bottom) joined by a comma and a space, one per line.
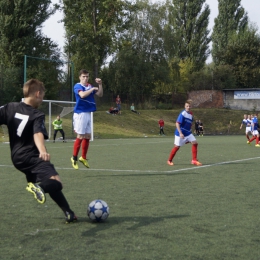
49, 190, 73, 215
39, 179, 62, 193
39, 179, 73, 214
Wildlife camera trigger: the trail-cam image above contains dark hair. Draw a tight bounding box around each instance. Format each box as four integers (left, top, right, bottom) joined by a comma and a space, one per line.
23, 79, 45, 97
79, 69, 89, 76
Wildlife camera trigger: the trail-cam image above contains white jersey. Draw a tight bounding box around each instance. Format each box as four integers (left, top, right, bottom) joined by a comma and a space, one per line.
246, 119, 252, 133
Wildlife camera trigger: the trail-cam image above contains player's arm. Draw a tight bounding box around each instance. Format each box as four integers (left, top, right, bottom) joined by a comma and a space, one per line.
95, 78, 103, 97
34, 132, 50, 161
176, 122, 184, 139
78, 87, 99, 98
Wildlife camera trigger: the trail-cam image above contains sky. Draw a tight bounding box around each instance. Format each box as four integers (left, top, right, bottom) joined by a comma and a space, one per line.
42, 0, 260, 62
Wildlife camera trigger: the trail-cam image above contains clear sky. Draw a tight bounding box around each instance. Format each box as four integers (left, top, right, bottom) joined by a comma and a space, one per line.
42, 0, 260, 61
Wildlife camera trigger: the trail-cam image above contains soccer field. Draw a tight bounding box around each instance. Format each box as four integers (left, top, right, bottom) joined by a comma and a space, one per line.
0, 136, 260, 260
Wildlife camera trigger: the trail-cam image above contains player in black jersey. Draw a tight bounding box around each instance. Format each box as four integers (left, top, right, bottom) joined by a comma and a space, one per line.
0, 79, 77, 223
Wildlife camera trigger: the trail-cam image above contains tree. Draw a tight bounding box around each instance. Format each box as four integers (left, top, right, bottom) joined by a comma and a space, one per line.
0, 0, 59, 67
0, 0, 62, 101
222, 25, 260, 88
211, 0, 248, 65
102, 1, 170, 103
169, 0, 211, 71
63, 0, 131, 80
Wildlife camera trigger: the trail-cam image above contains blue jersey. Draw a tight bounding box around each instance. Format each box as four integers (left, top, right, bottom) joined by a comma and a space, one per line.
252, 117, 259, 131
73, 83, 97, 113
175, 110, 193, 137
241, 119, 247, 126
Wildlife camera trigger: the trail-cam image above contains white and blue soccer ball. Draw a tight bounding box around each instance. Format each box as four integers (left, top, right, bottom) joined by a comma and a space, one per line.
87, 199, 109, 221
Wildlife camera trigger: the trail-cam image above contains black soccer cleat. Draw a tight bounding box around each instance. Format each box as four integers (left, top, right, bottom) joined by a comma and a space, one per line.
26, 183, 46, 204
65, 211, 78, 224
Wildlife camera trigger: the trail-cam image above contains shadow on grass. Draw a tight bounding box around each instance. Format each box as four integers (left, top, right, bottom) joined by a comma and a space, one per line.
81, 214, 190, 236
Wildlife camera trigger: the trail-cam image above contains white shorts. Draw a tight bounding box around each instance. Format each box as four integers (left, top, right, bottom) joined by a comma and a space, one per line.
73, 112, 91, 134
252, 130, 259, 136
174, 134, 196, 147
246, 127, 252, 134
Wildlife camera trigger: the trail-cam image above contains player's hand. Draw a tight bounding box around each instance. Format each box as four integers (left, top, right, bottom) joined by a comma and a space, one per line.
180, 133, 184, 139
95, 78, 102, 84
39, 152, 50, 161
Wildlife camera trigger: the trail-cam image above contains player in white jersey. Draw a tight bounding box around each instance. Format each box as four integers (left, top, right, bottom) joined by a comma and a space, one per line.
240, 114, 252, 142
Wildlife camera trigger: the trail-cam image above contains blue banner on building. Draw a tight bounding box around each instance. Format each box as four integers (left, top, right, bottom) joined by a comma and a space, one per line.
234, 91, 260, 99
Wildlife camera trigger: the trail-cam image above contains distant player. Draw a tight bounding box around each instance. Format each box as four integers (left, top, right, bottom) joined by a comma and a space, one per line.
240, 114, 251, 141
71, 69, 103, 169
167, 100, 202, 166
195, 120, 199, 136
52, 115, 66, 142
247, 114, 260, 147
0, 79, 77, 223
198, 120, 204, 136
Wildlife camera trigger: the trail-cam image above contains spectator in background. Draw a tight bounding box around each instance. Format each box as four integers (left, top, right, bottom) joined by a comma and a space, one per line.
130, 103, 140, 114
116, 95, 121, 115
158, 118, 165, 136
109, 106, 118, 115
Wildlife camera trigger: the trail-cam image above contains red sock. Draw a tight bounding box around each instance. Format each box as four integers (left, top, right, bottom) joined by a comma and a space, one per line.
73, 138, 83, 157
168, 146, 180, 161
249, 136, 256, 143
192, 143, 198, 161
82, 138, 90, 159
246, 134, 250, 140
256, 137, 259, 144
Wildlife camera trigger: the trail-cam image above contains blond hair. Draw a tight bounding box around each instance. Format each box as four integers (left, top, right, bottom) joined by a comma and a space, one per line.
23, 79, 45, 97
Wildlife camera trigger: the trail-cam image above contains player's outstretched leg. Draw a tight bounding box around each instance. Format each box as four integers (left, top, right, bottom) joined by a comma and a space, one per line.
40, 179, 77, 224
26, 183, 46, 204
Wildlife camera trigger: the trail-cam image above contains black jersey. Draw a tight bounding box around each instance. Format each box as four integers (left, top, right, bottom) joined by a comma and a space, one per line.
195, 121, 199, 130
0, 102, 48, 168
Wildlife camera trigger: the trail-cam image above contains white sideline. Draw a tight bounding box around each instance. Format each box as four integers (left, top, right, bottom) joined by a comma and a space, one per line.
1, 157, 259, 174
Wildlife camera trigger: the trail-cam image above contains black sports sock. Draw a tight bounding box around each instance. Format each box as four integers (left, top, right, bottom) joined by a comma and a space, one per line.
39, 179, 62, 193
39, 179, 73, 214
49, 190, 73, 214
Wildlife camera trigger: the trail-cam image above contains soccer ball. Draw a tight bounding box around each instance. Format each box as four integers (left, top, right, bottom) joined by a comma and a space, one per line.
87, 199, 109, 221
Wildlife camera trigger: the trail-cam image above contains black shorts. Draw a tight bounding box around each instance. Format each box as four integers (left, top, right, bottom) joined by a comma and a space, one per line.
14, 157, 59, 183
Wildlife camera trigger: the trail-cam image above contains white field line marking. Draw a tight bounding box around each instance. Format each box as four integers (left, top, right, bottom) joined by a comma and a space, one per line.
47, 140, 171, 149
25, 228, 59, 236
56, 156, 260, 174
1, 157, 259, 174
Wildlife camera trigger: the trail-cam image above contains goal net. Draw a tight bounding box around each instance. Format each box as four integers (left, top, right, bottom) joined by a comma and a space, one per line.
39, 100, 94, 141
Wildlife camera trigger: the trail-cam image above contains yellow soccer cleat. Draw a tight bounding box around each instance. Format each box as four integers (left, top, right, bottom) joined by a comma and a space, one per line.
79, 156, 90, 168
26, 183, 46, 204
71, 157, 79, 170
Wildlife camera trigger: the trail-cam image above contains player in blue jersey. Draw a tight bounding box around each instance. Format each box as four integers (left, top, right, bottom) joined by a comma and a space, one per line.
247, 113, 260, 147
71, 69, 103, 169
167, 100, 202, 166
